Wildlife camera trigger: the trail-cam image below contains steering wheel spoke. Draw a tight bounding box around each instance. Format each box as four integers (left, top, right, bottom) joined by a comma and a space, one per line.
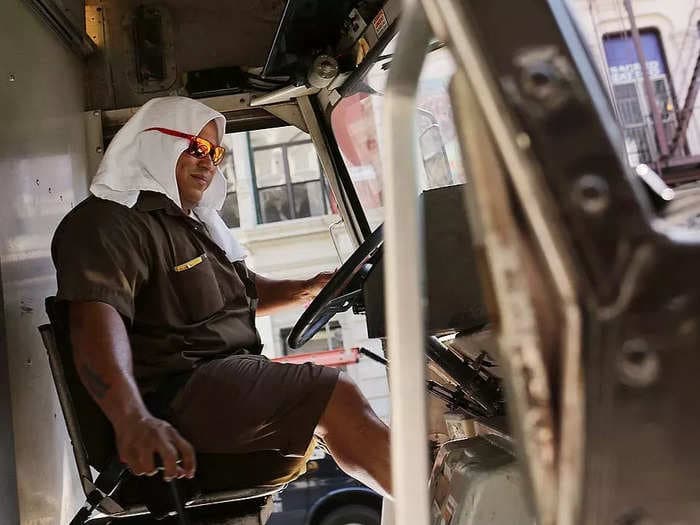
325, 289, 363, 312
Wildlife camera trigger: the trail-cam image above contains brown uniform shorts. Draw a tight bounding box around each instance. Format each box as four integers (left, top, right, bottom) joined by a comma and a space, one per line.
169, 354, 340, 458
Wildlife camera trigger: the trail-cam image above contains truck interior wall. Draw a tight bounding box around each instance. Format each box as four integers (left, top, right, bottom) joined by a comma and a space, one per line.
1, 1, 90, 522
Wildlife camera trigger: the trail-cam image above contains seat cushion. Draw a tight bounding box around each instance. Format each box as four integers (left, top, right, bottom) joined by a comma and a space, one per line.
117, 448, 311, 515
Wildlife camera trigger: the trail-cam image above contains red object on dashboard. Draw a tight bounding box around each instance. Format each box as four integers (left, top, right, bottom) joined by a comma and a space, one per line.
272, 347, 360, 368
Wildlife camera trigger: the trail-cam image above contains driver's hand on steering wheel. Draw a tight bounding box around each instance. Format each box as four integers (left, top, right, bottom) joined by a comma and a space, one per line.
300, 270, 336, 304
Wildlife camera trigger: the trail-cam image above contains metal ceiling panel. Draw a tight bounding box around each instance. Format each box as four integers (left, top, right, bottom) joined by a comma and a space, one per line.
86, 0, 286, 109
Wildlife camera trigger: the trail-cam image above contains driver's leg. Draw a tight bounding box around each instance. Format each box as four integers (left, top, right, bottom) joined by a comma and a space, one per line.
315, 372, 392, 498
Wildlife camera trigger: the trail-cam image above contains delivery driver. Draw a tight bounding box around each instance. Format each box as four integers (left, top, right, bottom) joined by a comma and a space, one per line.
51, 96, 391, 496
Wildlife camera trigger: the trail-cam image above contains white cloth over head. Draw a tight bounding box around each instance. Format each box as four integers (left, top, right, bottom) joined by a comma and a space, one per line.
90, 96, 247, 262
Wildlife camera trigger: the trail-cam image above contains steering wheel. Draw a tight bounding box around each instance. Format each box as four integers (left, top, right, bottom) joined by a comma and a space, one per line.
287, 225, 384, 349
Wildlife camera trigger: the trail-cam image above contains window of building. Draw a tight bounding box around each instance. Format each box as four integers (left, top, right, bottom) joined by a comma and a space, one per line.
219, 134, 240, 228
280, 320, 343, 356
603, 29, 679, 165
249, 127, 331, 224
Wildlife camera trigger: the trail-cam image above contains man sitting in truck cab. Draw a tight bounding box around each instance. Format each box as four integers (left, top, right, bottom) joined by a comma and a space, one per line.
51, 96, 391, 497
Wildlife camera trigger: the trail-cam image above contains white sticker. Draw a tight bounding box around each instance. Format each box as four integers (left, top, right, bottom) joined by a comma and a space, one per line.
373, 9, 389, 37
346, 8, 367, 41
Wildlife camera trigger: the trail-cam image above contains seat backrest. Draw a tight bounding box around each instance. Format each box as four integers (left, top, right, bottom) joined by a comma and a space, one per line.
41, 297, 116, 476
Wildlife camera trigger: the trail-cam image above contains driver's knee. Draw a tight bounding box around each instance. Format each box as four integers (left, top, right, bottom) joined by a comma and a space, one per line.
315, 372, 370, 438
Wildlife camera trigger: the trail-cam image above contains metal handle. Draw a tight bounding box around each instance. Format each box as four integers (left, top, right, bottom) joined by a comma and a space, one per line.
382, 1, 432, 524
168, 479, 191, 525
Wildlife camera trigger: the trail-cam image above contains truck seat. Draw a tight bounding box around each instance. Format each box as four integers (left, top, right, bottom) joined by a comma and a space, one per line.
39, 297, 307, 524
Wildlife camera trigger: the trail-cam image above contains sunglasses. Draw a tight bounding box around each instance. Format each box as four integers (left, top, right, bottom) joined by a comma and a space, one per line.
144, 127, 226, 166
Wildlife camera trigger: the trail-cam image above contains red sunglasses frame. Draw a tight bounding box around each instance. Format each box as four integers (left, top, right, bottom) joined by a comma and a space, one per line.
144, 127, 226, 166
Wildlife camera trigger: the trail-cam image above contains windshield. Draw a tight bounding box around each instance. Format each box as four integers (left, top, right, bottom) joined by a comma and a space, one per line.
331, 36, 466, 227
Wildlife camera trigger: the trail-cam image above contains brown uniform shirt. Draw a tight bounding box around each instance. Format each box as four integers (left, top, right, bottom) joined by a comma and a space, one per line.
52, 191, 261, 392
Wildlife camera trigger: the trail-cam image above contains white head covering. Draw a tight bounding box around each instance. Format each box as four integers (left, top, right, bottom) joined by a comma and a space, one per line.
90, 96, 247, 262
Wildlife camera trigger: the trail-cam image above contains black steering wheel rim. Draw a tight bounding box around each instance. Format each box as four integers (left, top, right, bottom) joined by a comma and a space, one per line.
286, 225, 384, 349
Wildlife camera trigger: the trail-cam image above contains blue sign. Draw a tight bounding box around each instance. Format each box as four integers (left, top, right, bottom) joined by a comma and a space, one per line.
604, 31, 668, 83
603, 32, 667, 71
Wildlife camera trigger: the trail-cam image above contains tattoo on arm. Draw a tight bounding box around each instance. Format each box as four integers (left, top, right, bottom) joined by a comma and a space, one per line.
80, 362, 111, 399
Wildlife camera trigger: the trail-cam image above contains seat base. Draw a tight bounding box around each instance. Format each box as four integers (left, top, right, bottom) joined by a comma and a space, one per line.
87, 495, 273, 524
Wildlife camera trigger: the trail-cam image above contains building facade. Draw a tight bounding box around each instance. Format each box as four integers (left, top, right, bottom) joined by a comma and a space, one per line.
570, 0, 700, 175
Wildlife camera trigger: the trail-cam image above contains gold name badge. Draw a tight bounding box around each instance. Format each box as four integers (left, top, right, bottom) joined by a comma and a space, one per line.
174, 254, 206, 272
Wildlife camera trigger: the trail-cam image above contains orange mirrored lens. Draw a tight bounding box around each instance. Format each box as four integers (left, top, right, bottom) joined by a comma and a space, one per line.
191, 137, 225, 165
193, 138, 211, 156
212, 146, 225, 165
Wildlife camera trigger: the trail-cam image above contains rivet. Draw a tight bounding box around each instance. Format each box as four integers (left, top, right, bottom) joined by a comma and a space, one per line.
572, 174, 609, 215
618, 339, 659, 388
96, 146, 104, 153
520, 63, 558, 101
92, 110, 100, 117
8, 74, 16, 82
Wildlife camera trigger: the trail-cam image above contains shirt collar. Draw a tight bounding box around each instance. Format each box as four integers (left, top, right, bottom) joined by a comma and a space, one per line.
135, 191, 184, 216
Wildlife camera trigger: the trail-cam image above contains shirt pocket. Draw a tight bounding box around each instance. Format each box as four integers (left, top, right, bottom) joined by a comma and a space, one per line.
170, 254, 225, 323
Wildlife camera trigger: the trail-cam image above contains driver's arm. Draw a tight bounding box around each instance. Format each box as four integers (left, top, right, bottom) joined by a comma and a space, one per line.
254, 271, 334, 316
70, 301, 196, 480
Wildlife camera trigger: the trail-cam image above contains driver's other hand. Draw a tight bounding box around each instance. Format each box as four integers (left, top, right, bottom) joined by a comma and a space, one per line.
304, 270, 336, 301
114, 414, 196, 481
